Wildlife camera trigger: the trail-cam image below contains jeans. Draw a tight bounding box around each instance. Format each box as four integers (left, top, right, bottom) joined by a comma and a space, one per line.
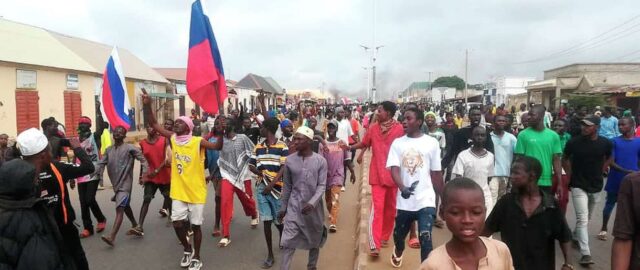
571, 187, 599, 256
393, 207, 436, 261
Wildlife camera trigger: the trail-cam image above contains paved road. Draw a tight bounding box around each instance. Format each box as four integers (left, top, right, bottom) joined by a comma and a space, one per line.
70, 160, 360, 270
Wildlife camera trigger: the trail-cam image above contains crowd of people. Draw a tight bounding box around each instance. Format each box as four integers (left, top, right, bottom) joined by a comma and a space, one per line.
0, 91, 639, 270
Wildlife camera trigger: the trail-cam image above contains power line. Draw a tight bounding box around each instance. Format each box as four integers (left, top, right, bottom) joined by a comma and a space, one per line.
512, 14, 640, 64
610, 48, 640, 61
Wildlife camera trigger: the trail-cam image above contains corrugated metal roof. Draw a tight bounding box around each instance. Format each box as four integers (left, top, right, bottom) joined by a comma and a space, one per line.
0, 18, 167, 83
236, 73, 283, 94
0, 19, 96, 72
154, 68, 186, 82
574, 84, 640, 94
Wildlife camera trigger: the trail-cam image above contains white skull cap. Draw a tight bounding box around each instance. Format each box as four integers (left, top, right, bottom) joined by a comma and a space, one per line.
16, 128, 48, 156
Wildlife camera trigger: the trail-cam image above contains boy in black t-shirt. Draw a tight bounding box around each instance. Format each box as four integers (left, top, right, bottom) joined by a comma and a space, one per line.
484, 156, 573, 270
562, 115, 612, 266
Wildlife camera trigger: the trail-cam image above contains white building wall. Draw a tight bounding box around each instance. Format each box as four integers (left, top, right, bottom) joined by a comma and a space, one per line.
493, 76, 536, 105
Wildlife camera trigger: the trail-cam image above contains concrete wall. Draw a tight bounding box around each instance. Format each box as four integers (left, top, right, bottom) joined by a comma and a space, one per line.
0, 62, 98, 137
544, 64, 640, 85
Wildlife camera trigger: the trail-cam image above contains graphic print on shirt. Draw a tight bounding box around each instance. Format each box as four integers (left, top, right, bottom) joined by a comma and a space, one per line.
402, 148, 423, 177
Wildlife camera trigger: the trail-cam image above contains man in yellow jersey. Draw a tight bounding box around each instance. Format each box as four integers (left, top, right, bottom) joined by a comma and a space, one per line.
142, 91, 223, 270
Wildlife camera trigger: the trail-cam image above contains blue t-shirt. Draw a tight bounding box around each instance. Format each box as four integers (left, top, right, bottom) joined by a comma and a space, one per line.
606, 136, 640, 193
491, 131, 517, 177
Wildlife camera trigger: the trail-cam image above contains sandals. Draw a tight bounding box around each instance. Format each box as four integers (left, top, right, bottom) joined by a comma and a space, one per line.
369, 248, 380, 257
597, 231, 607, 241
96, 221, 107, 233
212, 229, 221, 237
128, 226, 144, 237
260, 257, 275, 269
101, 235, 114, 247
408, 237, 420, 249
218, 237, 231, 247
390, 249, 403, 268
80, 229, 93, 238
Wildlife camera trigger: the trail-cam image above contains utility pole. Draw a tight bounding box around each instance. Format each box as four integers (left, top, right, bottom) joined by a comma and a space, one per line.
363, 67, 370, 100
464, 49, 468, 106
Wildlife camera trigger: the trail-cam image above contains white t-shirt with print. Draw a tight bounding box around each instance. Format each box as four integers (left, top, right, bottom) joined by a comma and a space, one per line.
336, 118, 353, 144
452, 148, 495, 212
386, 134, 442, 211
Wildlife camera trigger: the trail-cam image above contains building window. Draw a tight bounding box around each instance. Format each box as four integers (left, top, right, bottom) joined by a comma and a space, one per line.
16, 69, 37, 89
175, 83, 187, 94
66, 74, 79, 90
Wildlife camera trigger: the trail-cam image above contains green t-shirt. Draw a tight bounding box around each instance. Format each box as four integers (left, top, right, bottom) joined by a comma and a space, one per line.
558, 133, 571, 153
515, 128, 562, 186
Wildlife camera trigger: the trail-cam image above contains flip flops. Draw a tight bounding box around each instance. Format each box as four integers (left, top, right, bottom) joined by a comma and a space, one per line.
408, 237, 420, 249
390, 249, 403, 268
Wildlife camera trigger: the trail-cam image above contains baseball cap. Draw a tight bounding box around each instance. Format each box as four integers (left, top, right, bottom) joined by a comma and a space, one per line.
16, 128, 49, 156
581, 115, 601, 126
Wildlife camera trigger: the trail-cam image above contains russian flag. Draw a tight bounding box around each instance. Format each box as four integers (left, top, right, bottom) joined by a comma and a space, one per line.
187, 0, 227, 114
100, 47, 131, 129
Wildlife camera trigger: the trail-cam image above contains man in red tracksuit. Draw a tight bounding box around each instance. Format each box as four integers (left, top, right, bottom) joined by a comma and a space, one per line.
350, 101, 404, 256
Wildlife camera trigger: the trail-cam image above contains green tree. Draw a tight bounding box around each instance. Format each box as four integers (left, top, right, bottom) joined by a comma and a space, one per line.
567, 94, 606, 109
432, 76, 466, 90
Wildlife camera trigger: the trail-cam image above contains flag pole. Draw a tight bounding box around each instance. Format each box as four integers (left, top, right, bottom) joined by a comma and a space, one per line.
213, 83, 224, 116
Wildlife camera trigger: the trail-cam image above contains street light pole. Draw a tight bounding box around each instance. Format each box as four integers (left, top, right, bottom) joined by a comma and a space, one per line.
464, 49, 468, 106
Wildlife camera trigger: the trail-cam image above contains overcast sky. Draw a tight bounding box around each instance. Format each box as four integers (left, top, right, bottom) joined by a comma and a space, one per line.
3, 0, 640, 100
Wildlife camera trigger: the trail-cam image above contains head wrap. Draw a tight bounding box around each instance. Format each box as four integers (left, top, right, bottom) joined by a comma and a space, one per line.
16, 128, 48, 156
295, 126, 314, 140
280, 119, 292, 129
174, 116, 194, 145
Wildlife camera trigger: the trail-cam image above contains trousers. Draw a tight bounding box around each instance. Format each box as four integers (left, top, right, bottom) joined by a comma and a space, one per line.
78, 180, 106, 231
393, 207, 436, 261
369, 184, 397, 250
571, 187, 599, 256
280, 247, 320, 270
221, 179, 257, 237
325, 186, 341, 225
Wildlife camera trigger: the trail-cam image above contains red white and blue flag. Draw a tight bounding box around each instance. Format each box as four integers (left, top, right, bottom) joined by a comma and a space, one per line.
187, 0, 227, 114
100, 47, 131, 129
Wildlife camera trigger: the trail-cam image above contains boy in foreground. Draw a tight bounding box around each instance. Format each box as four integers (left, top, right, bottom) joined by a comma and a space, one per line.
95, 126, 149, 246
421, 178, 514, 270
484, 156, 573, 270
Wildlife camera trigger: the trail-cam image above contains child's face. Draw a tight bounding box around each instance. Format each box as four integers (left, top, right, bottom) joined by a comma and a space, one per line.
510, 162, 533, 189
471, 127, 486, 145
327, 125, 337, 137
441, 188, 486, 243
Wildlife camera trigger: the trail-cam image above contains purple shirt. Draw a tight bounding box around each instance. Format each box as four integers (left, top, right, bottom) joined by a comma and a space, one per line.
321, 140, 350, 187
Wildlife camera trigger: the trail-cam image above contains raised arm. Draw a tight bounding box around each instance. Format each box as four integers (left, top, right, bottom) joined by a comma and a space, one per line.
142, 89, 174, 138
200, 135, 223, 150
